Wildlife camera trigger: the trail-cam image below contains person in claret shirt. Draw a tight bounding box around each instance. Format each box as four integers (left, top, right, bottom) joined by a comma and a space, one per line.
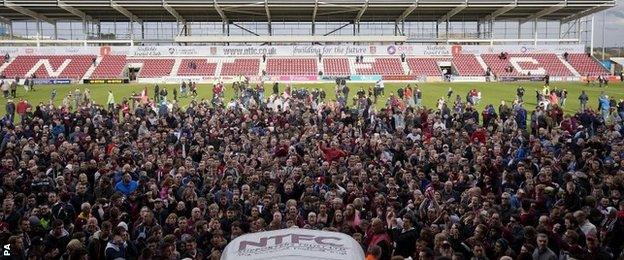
317, 140, 347, 162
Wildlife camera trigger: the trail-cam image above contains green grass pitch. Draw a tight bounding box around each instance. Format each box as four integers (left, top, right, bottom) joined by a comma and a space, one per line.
1, 81, 623, 116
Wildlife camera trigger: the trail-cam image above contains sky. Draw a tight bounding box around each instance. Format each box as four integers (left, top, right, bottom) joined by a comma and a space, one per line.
598, 0, 624, 47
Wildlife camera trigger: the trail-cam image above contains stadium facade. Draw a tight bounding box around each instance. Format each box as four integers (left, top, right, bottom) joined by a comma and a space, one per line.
0, 0, 617, 84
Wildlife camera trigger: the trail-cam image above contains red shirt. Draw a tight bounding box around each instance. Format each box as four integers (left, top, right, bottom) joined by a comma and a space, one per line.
16, 101, 29, 115
319, 144, 347, 162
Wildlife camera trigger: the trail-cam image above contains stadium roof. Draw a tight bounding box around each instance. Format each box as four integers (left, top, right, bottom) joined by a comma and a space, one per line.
0, 0, 615, 23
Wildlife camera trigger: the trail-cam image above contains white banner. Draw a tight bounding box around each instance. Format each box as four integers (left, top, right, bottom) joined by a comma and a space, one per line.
0, 44, 586, 57
222, 229, 365, 260
450, 76, 487, 82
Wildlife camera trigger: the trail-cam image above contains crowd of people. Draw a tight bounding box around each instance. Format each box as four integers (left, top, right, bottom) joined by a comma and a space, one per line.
0, 78, 623, 260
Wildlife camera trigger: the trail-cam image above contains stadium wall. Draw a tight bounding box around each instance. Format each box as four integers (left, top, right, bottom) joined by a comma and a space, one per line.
0, 44, 585, 57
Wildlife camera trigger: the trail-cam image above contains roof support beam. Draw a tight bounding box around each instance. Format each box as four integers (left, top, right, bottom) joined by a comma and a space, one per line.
264, 0, 271, 22
396, 0, 418, 22
58, 1, 93, 21
163, 1, 186, 23
561, 3, 611, 23
265, 0, 271, 35
231, 23, 259, 36
521, 1, 566, 24
4, 1, 54, 24
437, 3, 467, 24
312, 0, 318, 23
354, 0, 369, 23
214, 0, 228, 23
110, 1, 143, 24
484, 2, 517, 21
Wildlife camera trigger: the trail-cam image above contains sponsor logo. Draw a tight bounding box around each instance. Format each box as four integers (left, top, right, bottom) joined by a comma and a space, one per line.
235, 233, 347, 256
222, 47, 276, 56
451, 45, 462, 55
387, 45, 396, 55
25, 48, 34, 54
100, 46, 111, 56
33, 78, 72, 84
84, 79, 129, 84
132, 46, 162, 56
423, 45, 450, 56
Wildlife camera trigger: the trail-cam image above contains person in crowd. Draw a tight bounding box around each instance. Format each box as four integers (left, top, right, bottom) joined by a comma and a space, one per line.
0, 81, 623, 260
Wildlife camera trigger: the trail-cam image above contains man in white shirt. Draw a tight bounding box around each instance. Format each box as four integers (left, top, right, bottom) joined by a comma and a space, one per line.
574, 210, 597, 237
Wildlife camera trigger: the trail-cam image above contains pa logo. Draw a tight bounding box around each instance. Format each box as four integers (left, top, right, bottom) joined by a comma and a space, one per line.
3, 244, 10, 256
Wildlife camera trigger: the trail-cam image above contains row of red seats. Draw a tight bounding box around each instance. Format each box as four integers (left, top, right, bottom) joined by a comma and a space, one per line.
0, 54, 610, 79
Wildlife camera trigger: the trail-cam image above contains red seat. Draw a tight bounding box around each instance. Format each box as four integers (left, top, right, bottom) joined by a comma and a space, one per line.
91, 55, 127, 79
355, 58, 403, 75
221, 59, 260, 77
567, 53, 609, 76
407, 58, 442, 76
177, 59, 217, 76
128, 59, 175, 78
2, 55, 96, 79
266, 58, 317, 76
452, 54, 485, 76
323, 58, 350, 76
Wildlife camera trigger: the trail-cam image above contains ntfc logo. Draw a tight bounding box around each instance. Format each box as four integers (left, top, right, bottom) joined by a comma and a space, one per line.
210, 47, 217, 55
369, 46, 376, 54
451, 45, 462, 55
100, 46, 111, 56
386, 46, 396, 55
168, 48, 175, 54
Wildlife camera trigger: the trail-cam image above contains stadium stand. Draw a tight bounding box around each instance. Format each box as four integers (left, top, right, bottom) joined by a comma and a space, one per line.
266, 58, 317, 76
90, 55, 127, 79
355, 57, 404, 75
322, 58, 351, 76
482, 53, 575, 77
567, 53, 610, 76
452, 54, 486, 76
406, 58, 442, 76
130, 59, 175, 78
1, 55, 95, 79
177, 59, 217, 76
530, 53, 574, 76
220, 58, 260, 76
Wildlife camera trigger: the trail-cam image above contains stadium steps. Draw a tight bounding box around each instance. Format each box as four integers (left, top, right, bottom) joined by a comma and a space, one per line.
317, 58, 323, 75
0, 58, 15, 75
81, 56, 102, 81
259, 58, 267, 75
348, 57, 357, 75
401, 59, 411, 75
558, 55, 581, 77
170, 58, 182, 77
214, 58, 224, 77
474, 55, 489, 72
